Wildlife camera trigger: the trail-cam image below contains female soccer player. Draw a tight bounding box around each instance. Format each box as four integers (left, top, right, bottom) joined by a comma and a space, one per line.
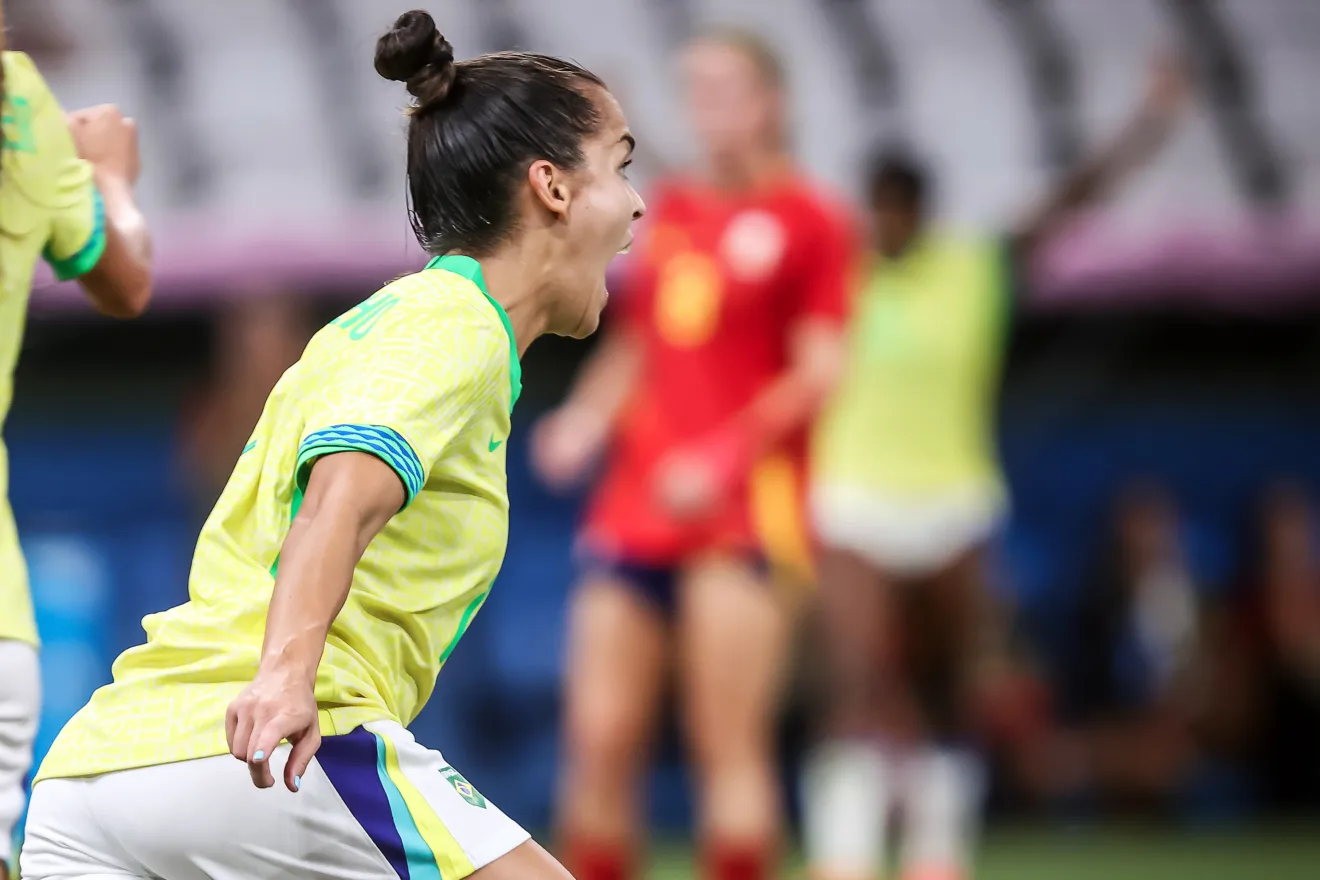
21, 10, 643, 880
1, 15, 152, 877
534, 31, 855, 880
803, 60, 1189, 880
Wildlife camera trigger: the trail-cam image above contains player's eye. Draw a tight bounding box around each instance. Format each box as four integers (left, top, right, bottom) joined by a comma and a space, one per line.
619, 159, 633, 180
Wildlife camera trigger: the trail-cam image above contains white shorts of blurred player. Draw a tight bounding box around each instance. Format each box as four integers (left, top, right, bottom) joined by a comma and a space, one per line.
0, 639, 40, 872
22, 719, 529, 880
810, 483, 1006, 579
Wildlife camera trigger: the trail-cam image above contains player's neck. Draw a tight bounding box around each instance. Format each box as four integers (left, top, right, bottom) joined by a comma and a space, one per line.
472, 249, 550, 356
703, 150, 790, 193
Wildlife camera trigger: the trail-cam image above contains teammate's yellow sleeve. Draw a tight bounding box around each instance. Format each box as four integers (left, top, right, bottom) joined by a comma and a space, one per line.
1, 51, 106, 280
295, 295, 509, 508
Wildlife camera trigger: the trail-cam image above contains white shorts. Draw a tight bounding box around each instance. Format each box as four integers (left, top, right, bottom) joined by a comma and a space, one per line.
811, 483, 1006, 578
0, 639, 40, 868
22, 719, 529, 880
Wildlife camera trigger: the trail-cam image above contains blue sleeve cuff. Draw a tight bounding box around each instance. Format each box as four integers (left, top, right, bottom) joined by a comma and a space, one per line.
297, 424, 426, 507
44, 187, 107, 281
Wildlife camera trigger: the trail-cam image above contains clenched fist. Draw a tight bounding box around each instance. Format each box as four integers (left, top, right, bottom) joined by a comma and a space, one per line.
66, 104, 140, 184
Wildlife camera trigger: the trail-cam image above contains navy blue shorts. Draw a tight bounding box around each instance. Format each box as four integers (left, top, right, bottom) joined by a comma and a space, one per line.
576, 546, 772, 616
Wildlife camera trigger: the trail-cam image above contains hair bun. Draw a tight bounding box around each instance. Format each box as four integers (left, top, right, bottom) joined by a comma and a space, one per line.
375, 10, 457, 111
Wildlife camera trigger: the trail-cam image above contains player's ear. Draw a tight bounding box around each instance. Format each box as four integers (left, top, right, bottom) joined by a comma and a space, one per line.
528, 160, 571, 217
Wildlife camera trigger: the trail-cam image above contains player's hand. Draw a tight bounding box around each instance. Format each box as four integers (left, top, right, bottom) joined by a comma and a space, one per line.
531, 406, 609, 492
226, 663, 320, 792
653, 450, 721, 520
654, 423, 751, 519
66, 104, 141, 185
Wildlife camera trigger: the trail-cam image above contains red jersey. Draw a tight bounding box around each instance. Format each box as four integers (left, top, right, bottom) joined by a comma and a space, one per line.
584, 173, 857, 566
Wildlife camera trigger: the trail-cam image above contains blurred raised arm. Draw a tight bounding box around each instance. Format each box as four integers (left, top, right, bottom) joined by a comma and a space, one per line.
1014, 56, 1191, 260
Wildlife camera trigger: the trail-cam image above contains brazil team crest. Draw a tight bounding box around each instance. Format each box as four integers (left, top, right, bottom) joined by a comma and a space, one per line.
439, 765, 487, 809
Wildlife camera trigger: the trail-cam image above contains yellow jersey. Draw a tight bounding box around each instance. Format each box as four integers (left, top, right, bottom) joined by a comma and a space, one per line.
37, 255, 521, 780
813, 233, 1008, 500
0, 52, 107, 644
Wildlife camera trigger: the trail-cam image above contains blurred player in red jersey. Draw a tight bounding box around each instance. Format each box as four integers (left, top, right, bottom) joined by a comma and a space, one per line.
533, 30, 856, 880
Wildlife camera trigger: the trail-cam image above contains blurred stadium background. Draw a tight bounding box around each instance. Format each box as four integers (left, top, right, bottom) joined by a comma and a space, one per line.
6, 0, 1320, 875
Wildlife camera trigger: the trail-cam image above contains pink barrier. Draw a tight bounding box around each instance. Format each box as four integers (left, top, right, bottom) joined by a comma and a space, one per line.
1031, 212, 1320, 310
27, 212, 1320, 314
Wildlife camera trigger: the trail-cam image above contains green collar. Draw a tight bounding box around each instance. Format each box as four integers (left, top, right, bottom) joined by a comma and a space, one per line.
425, 254, 522, 413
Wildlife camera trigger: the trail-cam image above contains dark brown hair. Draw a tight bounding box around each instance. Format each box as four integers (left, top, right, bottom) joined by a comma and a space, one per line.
868, 147, 930, 215
375, 10, 606, 257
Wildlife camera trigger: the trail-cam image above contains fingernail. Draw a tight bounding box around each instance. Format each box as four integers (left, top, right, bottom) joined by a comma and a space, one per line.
253, 750, 266, 761
294, 775, 302, 791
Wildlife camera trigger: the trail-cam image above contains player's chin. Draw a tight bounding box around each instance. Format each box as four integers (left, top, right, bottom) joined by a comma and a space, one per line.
571, 287, 608, 339
571, 313, 602, 340
556, 283, 607, 340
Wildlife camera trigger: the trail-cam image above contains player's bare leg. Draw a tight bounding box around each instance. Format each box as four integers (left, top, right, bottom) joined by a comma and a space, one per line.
557, 576, 669, 880
803, 548, 906, 880
473, 839, 577, 880
898, 549, 991, 880
679, 555, 792, 880
813, 548, 910, 737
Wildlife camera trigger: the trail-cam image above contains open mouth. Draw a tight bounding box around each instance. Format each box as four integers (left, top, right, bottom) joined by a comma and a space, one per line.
618, 236, 634, 255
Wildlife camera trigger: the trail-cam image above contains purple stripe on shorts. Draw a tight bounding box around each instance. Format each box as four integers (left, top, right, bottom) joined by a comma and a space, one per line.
317, 727, 411, 880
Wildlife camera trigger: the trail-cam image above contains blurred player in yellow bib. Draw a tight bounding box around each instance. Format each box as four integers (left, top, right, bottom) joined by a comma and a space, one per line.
0, 6, 153, 875
23, 10, 643, 880
804, 60, 1189, 880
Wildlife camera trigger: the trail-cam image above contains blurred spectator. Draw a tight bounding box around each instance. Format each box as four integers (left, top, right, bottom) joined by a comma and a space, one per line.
1054, 484, 1205, 811
1245, 483, 1320, 812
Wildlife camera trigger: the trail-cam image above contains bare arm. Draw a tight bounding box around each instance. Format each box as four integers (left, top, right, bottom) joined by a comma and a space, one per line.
531, 327, 644, 490
66, 105, 153, 318
559, 328, 643, 430
258, 452, 402, 685
226, 451, 404, 791
80, 172, 152, 317
1015, 57, 1190, 260
725, 317, 843, 458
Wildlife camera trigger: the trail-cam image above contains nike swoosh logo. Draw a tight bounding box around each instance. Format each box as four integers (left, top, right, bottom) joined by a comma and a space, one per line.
241, 440, 257, 455
488, 438, 504, 453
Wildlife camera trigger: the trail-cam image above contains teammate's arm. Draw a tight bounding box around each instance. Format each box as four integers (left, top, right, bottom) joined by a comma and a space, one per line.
226, 451, 404, 792
65, 105, 152, 318
1013, 56, 1190, 260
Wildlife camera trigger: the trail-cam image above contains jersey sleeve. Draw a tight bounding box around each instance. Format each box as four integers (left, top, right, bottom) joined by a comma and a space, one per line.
295, 301, 507, 508
5, 53, 108, 281
42, 158, 104, 282
792, 198, 860, 325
